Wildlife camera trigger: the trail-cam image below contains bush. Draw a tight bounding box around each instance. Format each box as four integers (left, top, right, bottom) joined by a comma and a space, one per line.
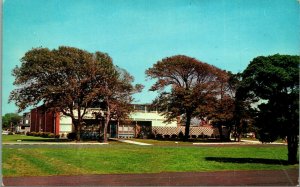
31, 132, 37, 136
67, 132, 76, 140
148, 133, 155, 139
26, 132, 32, 136
155, 134, 163, 140
34, 132, 42, 137
191, 135, 197, 139
178, 131, 184, 140
171, 134, 178, 139
48, 133, 55, 138
164, 134, 170, 139
55, 134, 60, 139
8, 132, 14, 135
257, 132, 278, 143
42, 132, 50, 138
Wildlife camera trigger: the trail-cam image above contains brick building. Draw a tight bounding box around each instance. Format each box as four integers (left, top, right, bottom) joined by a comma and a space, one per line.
28, 104, 228, 139
30, 106, 60, 135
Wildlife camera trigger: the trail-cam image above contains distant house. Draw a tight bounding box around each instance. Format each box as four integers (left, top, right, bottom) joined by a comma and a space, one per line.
28, 104, 226, 139
16, 112, 31, 134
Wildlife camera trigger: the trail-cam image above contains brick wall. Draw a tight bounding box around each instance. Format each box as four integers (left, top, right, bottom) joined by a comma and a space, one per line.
30, 107, 59, 134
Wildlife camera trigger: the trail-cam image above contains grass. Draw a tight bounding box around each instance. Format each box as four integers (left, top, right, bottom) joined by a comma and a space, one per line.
2, 134, 55, 142
3, 143, 298, 177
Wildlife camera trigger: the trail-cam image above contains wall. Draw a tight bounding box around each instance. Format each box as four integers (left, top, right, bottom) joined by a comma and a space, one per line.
30, 107, 60, 135
130, 111, 177, 127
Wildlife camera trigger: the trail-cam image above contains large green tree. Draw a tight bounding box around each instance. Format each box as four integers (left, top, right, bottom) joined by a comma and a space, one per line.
237, 54, 299, 164
2, 113, 22, 130
9, 46, 140, 141
146, 55, 225, 141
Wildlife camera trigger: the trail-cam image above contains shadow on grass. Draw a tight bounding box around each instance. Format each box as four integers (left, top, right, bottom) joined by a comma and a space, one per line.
205, 157, 288, 165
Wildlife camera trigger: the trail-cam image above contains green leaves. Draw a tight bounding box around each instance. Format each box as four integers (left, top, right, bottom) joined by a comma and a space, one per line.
238, 54, 299, 141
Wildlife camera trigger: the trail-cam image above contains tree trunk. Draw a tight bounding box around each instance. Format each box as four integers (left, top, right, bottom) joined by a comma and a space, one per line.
71, 119, 80, 141
98, 119, 103, 142
184, 112, 192, 141
287, 134, 298, 164
103, 106, 111, 143
76, 123, 81, 141
218, 124, 223, 141
237, 133, 242, 142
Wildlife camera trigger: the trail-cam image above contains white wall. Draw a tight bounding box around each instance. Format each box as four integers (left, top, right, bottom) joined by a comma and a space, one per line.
59, 114, 72, 133
130, 111, 177, 127
58, 109, 178, 133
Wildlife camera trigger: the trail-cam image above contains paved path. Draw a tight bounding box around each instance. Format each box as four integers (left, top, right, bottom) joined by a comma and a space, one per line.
3, 142, 109, 145
110, 138, 152, 145
3, 169, 298, 186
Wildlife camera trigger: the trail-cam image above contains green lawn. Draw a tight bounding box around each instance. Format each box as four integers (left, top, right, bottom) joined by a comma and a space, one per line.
2, 134, 55, 142
3, 144, 298, 177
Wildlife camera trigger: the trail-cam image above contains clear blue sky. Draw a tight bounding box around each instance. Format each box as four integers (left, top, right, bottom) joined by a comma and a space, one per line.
2, 0, 300, 115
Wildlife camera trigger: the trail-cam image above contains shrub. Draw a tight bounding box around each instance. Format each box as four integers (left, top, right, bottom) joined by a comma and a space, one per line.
191, 135, 197, 139
8, 132, 13, 135
178, 131, 184, 140
34, 132, 42, 137
42, 132, 50, 138
164, 134, 170, 139
171, 134, 177, 139
148, 133, 155, 139
48, 133, 55, 138
156, 134, 163, 140
26, 132, 32, 136
31, 132, 37, 136
67, 132, 76, 140
55, 134, 60, 139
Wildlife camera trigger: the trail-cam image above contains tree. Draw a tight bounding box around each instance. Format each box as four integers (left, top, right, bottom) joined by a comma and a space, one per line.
93, 61, 143, 142
146, 55, 225, 141
208, 71, 236, 141
233, 73, 256, 142
9, 46, 139, 141
2, 113, 22, 130
237, 54, 299, 164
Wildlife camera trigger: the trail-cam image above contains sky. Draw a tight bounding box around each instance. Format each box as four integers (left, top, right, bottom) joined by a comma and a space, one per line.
2, 0, 300, 115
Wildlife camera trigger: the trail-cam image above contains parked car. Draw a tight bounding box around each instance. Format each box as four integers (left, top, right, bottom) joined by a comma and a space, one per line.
2, 130, 10, 135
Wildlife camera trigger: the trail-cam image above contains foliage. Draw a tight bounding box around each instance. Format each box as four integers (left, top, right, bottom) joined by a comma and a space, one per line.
2, 113, 22, 129
146, 55, 226, 140
238, 54, 299, 164
91, 59, 143, 142
208, 71, 236, 140
9, 46, 141, 142
67, 132, 77, 140
25, 131, 58, 138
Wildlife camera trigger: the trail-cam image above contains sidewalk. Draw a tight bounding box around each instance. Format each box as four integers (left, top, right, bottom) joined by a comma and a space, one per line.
3, 169, 298, 186
3, 142, 109, 145
110, 138, 152, 145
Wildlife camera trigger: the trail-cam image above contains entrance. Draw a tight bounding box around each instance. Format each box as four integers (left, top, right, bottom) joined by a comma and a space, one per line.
110, 123, 117, 138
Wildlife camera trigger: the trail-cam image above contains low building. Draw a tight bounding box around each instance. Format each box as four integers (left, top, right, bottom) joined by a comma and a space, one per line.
16, 112, 31, 134
29, 104, 226, 139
